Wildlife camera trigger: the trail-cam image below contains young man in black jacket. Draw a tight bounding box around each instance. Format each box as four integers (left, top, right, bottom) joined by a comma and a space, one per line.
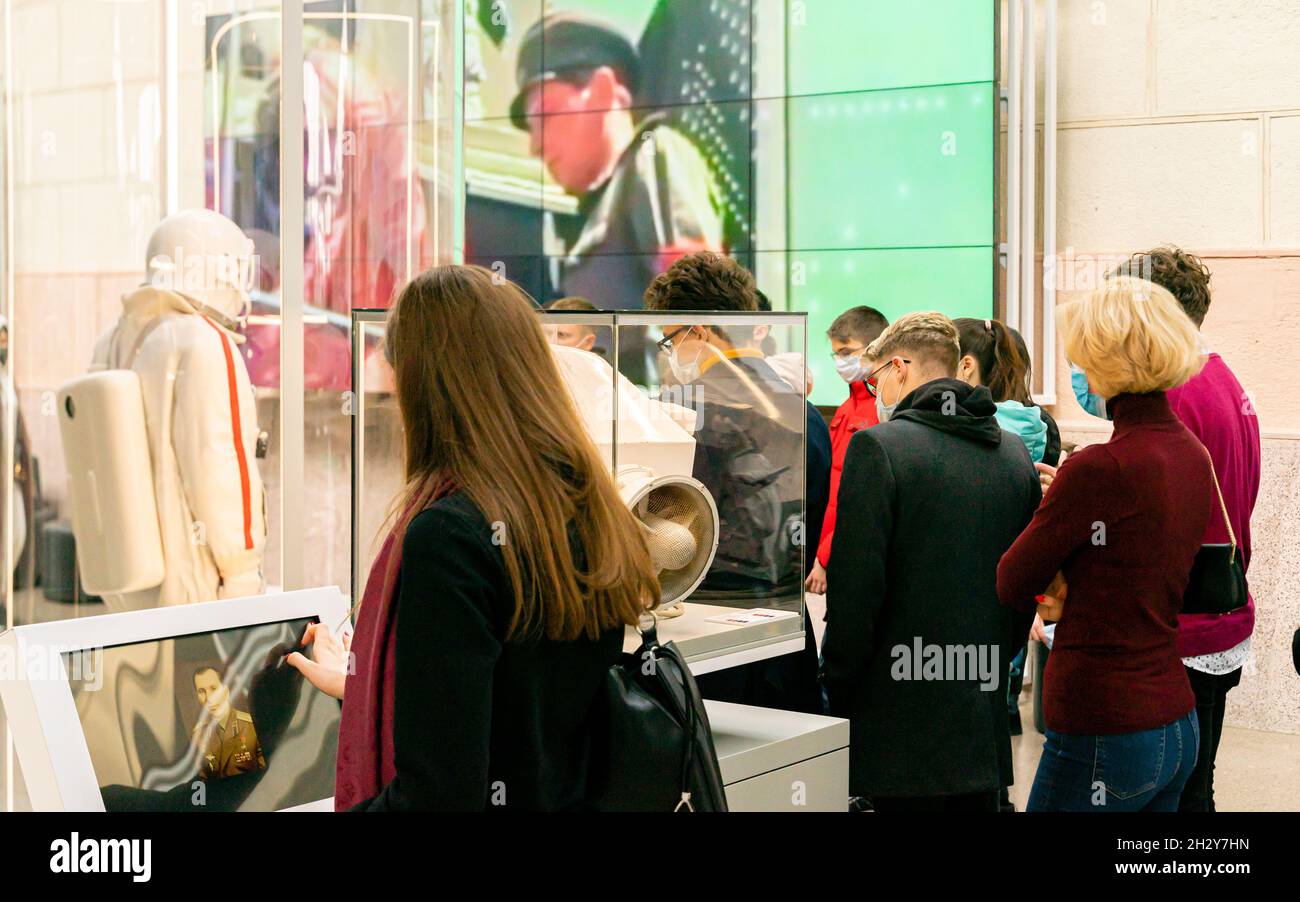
822, 312, 1040, 811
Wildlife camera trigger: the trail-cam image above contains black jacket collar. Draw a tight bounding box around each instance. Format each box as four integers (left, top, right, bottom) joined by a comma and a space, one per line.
891, 378, 1003, 446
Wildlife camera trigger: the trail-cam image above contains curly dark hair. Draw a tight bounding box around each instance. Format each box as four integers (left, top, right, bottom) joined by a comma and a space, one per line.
1113, 246, 1212, 327
643, 251, 757, 313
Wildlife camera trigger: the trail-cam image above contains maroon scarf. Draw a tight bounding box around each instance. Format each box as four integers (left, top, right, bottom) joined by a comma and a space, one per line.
335, 484, 454, 810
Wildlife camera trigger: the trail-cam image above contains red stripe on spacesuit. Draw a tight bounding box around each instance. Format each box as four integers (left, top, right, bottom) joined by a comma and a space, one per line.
200, 316, 255, 551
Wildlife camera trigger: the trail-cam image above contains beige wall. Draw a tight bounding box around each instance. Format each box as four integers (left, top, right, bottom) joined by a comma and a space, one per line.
1014, 0, 1300, 734
1037, 0, 1300, 430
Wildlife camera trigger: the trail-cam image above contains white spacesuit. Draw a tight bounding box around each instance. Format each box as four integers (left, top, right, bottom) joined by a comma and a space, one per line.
90, 210, 267, 607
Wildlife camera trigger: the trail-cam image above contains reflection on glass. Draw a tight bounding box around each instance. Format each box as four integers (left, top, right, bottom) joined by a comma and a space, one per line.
624, 314, 807, 611
205, 2, 457, 596
351, 316, 403, 600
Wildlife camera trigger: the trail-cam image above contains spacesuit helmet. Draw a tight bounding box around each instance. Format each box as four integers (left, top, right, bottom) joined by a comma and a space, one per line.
145, 209, 256, 324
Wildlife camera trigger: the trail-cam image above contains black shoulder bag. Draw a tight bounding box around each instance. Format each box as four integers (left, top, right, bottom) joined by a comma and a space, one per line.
1182, 448, 1248, 616
587, 622, 729, 812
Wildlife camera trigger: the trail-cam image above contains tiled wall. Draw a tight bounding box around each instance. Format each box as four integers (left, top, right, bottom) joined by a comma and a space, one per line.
1007, 0, 1300, 430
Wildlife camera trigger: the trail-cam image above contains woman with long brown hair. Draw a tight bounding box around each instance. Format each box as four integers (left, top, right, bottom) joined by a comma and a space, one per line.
289, 264, 659, 810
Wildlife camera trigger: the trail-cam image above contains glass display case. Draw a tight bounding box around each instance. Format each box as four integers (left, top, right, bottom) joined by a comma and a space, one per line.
0, 0, 457, 810
611, 311, 808, 669
0, 0, 456, 612
351, 307, 808, 670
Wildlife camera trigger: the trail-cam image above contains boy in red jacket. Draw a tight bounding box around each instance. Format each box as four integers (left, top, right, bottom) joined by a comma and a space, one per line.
806, 306, 889, 595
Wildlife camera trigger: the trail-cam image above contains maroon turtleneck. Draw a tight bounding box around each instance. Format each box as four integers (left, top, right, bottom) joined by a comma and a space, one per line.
997, 392, 1211, 735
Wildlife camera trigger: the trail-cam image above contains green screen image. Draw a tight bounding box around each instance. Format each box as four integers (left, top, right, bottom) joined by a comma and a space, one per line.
782, 83, 995, 251
761, 248, 996, 402
785, 0, 996, 98
780, 1, 996, 404
461, 1, 997, 405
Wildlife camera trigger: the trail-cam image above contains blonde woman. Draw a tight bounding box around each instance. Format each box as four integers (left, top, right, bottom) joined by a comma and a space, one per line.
997, 277, 1210, 812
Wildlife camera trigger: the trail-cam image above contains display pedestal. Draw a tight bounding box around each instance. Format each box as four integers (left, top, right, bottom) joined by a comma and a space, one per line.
707, 701, 849, 812
624, 602, 805, 674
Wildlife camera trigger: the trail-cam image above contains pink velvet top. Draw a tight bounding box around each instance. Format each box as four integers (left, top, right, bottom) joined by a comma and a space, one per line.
1166, 354, 1261, 658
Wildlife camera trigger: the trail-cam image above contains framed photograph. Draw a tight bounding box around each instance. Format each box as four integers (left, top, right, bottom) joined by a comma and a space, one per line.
0, 589, 349, 812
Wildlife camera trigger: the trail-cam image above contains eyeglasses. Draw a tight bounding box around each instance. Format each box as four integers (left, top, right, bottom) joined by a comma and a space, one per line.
657, 327, 691, 354
865, 359, 909, 398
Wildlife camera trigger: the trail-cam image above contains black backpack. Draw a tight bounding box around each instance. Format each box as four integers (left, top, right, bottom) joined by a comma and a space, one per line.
587, 624, 729, 812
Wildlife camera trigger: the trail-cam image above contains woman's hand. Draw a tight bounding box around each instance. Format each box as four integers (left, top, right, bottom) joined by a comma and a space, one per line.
1035, 462, 1059, 493
805, 560, 828, 595
1037, 571, 1067, 623
1029, 612, 1048, 644
286, 622, 353, 701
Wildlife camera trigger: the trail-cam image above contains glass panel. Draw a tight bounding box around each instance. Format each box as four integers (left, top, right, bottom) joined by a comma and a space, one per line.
0, 0, 288, 812
208, 4, 285, 597
616, 311, 806, 652
350, 308, 622, 603
351, 312, 402, 602
208, 1, 456, 599
537, 310, 616, 472
0, 0, 283, 620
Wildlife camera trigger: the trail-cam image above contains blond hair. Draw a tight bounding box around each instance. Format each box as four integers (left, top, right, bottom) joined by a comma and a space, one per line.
1059, 276, 1203, 398
866, 311, 961, 375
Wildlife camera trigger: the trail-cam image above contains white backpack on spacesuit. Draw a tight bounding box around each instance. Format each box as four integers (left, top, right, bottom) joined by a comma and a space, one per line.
57, 370, 166, 599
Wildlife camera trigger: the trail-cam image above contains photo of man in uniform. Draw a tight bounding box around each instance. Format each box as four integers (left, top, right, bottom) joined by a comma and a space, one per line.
191, 664, 267, 781
509, 14, 725, 310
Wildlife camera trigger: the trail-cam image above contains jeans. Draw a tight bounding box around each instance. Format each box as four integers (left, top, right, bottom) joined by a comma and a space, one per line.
1179, 666, 1243, 812
1026, 710, 1200, 812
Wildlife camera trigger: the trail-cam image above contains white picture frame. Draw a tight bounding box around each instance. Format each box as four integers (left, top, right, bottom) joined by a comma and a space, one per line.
0, 588, 350, 812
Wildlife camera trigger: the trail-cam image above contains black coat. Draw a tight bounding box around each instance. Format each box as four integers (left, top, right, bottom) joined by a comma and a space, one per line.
823, 379, 1041, 799
359, 492, 624, 811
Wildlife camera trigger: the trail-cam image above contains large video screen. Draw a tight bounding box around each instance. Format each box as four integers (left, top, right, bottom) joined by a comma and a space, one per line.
68, 619, 340, 812
463, 0, 997, 405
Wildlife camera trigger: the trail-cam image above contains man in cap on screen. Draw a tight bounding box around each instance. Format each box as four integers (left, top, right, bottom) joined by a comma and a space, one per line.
510, 14, 725, 311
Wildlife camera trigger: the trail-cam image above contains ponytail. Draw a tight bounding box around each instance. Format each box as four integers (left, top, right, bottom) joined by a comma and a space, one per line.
955, 318, 1034, 405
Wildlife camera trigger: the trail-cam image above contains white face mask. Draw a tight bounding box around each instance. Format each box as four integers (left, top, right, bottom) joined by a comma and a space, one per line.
875, 363, 900, 422
668, 336, 706, 385
834, 351, 868, 384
